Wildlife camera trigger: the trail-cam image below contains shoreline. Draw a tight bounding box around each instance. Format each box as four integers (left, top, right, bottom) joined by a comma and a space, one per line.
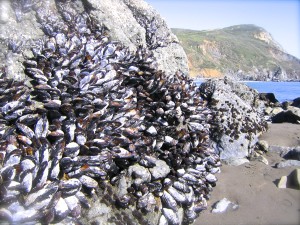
193, 78, 300, 82
194, 122, 300, 225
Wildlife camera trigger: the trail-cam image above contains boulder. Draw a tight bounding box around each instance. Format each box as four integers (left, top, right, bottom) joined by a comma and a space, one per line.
291, 97, 300, 108
0, 0, 188, 80
283, 148, 300, 161
259, 93, 280, 107
289, 169, 300, 190
276, 169, 300, 190
199, 77, 267, 161
0, 1, 190, 225
275, 160, 300, 168
272, 106, 300, 123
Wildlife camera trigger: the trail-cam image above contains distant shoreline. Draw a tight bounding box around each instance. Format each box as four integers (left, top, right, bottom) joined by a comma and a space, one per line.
192, 78, 300, 82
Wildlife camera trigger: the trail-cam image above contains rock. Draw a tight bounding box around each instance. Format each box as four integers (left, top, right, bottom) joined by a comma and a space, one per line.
83, 0, 188, 76
257, 140, 269, 152
149, 159, 170, 180
277, 176, 288, 188
277, 169, 300, 190
271, 107, 284, 116
264, 107, 273, 115
291, 97, 300, 108
269, 145, 294, 155
0, 0, 188, 79
275, 160, 300, 168
222, 158, 249, 166
282, 101, 292, 110
128, 164, 151, 185
200, 77, 267, 160
289, 169, 300, 190
283, 148, 300, 161
259, 93, 280, 107
212, 198, 238, 213
272, 106, 300, 123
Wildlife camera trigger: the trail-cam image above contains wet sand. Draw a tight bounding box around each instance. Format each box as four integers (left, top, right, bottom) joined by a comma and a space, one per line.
195, 123, 300, 225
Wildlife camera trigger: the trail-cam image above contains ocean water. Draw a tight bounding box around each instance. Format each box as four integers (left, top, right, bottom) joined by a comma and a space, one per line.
194, 80, 300, 103
244, 81, 300, 102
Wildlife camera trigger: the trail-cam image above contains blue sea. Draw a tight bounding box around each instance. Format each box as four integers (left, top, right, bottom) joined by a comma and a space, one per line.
194, 80, 300, 103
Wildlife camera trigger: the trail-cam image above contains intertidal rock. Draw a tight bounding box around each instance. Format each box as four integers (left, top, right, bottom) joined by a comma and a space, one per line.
272, 106, 300, 123
0, 1, 219, 224
0, 0, 188, 80
277, 169, 300, 190
199, 77, 267, 162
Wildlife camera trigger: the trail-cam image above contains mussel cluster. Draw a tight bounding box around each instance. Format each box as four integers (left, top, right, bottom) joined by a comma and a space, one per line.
0, 1, 221, 224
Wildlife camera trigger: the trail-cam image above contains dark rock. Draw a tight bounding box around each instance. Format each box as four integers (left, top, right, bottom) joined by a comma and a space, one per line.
282, 101, 292, 110
272, 106, 300, 123
199, 77, 267, 160
291, 97, 300, 108
259, 93, 280, 106
283, 148, 300, 161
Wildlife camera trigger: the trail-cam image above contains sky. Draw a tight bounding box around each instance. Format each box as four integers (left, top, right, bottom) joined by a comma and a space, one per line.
146, 0, 300, 59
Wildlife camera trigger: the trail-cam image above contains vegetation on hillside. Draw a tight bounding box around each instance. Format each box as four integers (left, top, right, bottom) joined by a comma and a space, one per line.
172, 25, 300, 81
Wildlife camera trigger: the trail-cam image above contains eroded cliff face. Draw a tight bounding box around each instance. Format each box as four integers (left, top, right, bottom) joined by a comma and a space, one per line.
173, 25, 300, 81
0, 0, 188, 80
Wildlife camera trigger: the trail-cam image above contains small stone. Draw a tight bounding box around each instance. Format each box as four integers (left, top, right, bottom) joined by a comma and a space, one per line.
277, 176, 287, 188
276, 160, 300, 168
212, 198, 238, 213
277, 169, 300, 190
149, 159, 170, 180
289, 169, 300, 190
257, 140, 269, 152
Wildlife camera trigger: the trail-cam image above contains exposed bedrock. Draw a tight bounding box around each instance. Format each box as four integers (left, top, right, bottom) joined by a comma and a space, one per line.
0, 1, 216, 225
0, 0, 188, 80
199, 77, 268, 163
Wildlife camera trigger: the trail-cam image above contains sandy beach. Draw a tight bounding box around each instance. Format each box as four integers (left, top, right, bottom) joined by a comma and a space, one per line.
195, 123, 300, 225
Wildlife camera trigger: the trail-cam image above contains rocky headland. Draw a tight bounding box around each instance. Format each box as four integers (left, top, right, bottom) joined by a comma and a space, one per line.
172, 25, 300, 81
198, 77, 300, 225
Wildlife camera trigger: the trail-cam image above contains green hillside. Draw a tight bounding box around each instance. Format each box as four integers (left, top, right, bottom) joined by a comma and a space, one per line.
172, 25, 300, 81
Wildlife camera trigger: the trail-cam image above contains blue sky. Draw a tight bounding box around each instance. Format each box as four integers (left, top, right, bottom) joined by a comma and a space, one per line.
146, 0, 300, 59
